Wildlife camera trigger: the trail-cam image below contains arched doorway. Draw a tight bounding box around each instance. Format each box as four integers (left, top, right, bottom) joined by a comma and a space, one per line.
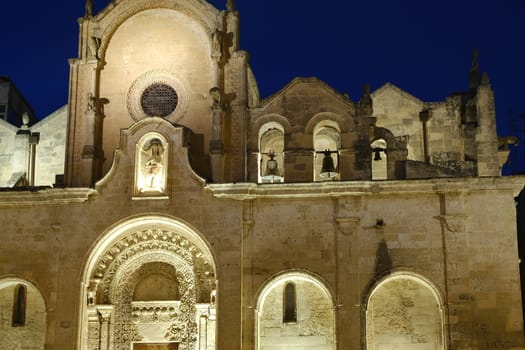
366, 272, 446, 350
79, 215, 217, 350
0, 277, 47, 350
255, 271, 336, 350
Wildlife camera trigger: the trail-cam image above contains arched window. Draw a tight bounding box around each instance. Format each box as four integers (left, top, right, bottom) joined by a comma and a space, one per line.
258, 122, 284, 183
12, 284, 27, 327
371, 138, 387, 180
283, 283, 297, 323
313, 122, 341, 181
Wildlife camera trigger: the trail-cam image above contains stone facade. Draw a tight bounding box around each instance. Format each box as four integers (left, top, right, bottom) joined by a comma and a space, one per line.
0, 1, 524, 350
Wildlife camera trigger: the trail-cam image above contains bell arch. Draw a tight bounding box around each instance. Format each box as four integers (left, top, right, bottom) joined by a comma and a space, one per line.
365, 271, 446, 350
258, 122, 285, 183
255, 271, 336, 350
78, 215, 217, 350
313, 121, 341, 181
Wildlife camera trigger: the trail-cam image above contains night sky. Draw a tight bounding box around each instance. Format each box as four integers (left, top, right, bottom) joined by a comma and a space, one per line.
1, 0, 524, 173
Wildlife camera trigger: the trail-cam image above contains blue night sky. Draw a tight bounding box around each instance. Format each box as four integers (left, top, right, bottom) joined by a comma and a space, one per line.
1, 0, 524, 173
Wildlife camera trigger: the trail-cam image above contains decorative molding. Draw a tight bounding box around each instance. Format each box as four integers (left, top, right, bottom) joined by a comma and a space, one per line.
127, 69, 190, 123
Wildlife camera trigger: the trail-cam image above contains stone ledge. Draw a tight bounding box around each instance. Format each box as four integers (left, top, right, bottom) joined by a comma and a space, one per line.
207, 176, 525, 200
0, 187, 97, 208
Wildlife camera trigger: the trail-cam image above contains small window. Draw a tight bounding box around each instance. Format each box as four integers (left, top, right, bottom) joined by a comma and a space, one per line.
283, 283, 297, 323
12, 284, 27, 327
0, 104, 6, 113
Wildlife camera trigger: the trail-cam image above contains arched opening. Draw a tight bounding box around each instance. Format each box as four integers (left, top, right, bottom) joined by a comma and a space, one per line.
371, 138, 388, 180
79, 215, 217, 350
313, 121, 341, 181
255, 272, 336, 350
283, 283, 297, 323
258, 122, 284, 183
366, 273, 446, 350
0, 278, 46, 349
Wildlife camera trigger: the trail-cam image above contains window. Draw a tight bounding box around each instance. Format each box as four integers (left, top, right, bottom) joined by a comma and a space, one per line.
12, 284, 27, 327
283, 283, 297, 323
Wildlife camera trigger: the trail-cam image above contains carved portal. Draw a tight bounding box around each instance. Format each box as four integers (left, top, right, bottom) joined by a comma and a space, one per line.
87, 226, 216, 350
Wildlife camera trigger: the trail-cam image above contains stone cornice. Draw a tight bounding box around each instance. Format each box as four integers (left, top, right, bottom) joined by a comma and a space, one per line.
0, 188, 97, 208
206, 176, 525, 200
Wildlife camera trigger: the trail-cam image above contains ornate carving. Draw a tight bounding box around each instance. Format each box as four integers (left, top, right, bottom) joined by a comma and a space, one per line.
127, 69, 189, 123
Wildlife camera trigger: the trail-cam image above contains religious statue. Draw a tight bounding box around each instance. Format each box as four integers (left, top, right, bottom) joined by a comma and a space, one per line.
212, 30, 223, 60
226, 0, 235, 11
88, 36, 101, 59
140, 138, 165, 193
209, 87, 222, 109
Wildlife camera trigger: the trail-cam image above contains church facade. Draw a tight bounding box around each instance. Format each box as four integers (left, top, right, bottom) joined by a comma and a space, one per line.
1, 0, 524, 349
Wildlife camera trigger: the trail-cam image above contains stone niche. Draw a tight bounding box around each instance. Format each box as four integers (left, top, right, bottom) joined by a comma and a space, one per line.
257, 273, 335, 350
366, 274, 445, 350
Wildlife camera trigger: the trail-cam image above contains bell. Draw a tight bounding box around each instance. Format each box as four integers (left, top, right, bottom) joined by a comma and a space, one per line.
264, 153, 280, 177
373, 148, 382, 161
320, 150, 336, 176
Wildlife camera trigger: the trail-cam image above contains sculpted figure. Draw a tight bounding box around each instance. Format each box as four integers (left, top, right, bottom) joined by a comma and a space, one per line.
226, 0, 235, 11
87, 93, 96, 112
209, 87, 222, 109
498, 136, 519, 151
142, 139, 165, 192
212, 30, 223, 60
85, 0, 93, 17
88, 36, 101, 59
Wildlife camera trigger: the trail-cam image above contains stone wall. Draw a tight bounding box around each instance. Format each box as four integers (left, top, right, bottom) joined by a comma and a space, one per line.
0, 280, 47, 350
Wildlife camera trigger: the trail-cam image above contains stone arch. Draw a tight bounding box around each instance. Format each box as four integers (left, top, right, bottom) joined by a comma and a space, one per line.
0, 277, 47, 350
305, 112, 346, 135
365, 271, 446, 350
255, 271, 336, 350
313, 120, 341, 181
258, 121, 285, 183
97, 0, 219, 63
371, 126, 408, 180
78, 214, 217, 350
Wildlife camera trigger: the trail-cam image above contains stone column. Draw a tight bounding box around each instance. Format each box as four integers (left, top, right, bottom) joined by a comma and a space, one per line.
87, 307, 101, 350
335, 215, 361, 350
97, 305, 113, 350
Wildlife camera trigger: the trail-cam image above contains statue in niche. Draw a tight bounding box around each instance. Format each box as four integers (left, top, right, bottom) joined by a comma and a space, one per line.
139, 138, 166, 193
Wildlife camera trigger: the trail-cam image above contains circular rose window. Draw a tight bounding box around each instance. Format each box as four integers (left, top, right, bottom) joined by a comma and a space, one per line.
140, 83, 178, 118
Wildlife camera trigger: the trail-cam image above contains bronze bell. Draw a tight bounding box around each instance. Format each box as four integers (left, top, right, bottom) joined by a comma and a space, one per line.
264, 153, 279, 177
320, 150, 336, 175
373, 148, 382, 161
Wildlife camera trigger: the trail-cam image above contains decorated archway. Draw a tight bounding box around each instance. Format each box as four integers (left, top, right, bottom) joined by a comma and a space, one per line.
78, 215, 217, 350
